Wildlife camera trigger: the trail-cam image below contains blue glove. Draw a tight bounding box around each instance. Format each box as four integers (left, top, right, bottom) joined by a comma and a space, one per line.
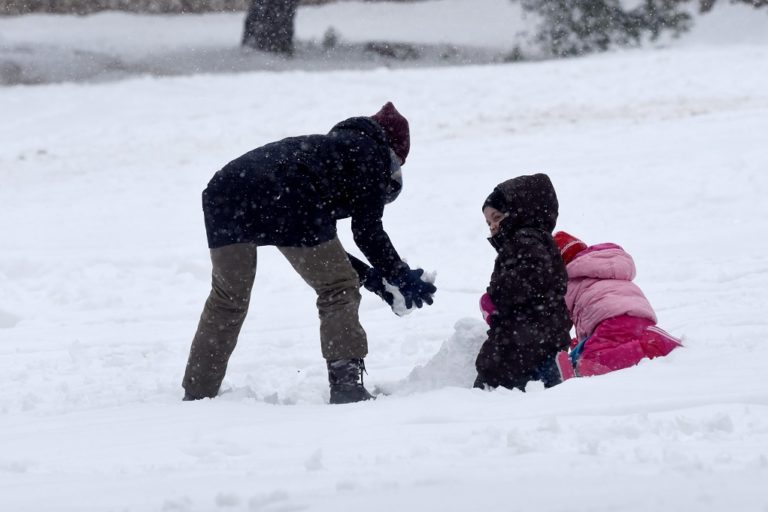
389, 268, 436, 310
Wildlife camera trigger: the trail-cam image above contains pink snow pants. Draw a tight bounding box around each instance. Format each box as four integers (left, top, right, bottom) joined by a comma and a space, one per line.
577, 315, 682, 377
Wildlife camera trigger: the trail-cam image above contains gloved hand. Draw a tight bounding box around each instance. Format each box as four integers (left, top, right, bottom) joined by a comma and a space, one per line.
361, 267, 395, 307
479, 292, 497, 326
389, 268, 437, 310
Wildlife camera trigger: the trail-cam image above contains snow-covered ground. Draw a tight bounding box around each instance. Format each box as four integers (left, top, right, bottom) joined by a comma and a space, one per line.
2, 2, 768, 511
0, 0, 532, 84
2, 0, 768, 84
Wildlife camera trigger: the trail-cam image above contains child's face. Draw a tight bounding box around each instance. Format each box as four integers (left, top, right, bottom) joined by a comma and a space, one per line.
483, 206, 508, 236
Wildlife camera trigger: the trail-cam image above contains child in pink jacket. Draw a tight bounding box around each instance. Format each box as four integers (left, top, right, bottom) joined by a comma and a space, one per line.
553, 231, 682, 377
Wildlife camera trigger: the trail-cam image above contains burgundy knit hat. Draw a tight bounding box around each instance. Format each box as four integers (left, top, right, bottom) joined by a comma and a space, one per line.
371, 102, 410, 164
554, 231, 588, 265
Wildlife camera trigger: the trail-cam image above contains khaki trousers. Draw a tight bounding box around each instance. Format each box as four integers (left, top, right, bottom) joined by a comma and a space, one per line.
182, 237, 367, 399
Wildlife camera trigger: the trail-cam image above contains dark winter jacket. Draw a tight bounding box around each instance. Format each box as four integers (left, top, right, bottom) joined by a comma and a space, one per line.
475, 173, 572, 390
202, 117, 406, 279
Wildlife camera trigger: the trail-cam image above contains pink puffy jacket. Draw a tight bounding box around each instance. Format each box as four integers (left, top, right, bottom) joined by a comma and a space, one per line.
565, 243, 656, 340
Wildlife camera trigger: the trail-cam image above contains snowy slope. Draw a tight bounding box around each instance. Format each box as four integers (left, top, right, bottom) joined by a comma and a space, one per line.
2, 5, 768, 512
0, 0, 528, 84
1, 0, 767, 84
0, 0, 528, 52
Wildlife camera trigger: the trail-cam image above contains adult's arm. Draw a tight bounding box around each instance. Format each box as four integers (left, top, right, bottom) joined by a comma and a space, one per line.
346, 252, 371, 282
350, 205, 408, 282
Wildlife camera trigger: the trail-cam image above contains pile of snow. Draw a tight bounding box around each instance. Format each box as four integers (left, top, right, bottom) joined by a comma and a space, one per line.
381, 318, 488, 394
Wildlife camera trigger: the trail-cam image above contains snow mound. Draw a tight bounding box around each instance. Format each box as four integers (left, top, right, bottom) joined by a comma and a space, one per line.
380, 318, 487, 395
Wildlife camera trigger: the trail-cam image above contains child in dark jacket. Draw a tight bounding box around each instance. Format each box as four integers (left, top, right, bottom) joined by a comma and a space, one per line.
553, 231, 682, 377
474, 174, 573, 390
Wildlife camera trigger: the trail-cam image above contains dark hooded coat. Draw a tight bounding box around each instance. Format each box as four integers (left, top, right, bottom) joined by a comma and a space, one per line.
202, 117, 405, 279
475, 173, 572, 390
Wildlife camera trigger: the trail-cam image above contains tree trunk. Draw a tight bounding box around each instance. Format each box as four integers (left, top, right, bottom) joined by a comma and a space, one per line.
242, 0, 300, 55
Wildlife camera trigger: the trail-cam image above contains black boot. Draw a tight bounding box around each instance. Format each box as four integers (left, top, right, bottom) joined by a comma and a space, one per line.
327, 358, 375, 405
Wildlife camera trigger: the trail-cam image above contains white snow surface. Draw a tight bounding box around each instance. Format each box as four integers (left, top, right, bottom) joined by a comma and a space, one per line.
2, 3, 768, 512
0, 0, 532, 84
0, 0, 528, 51
2, 0, 768, 84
